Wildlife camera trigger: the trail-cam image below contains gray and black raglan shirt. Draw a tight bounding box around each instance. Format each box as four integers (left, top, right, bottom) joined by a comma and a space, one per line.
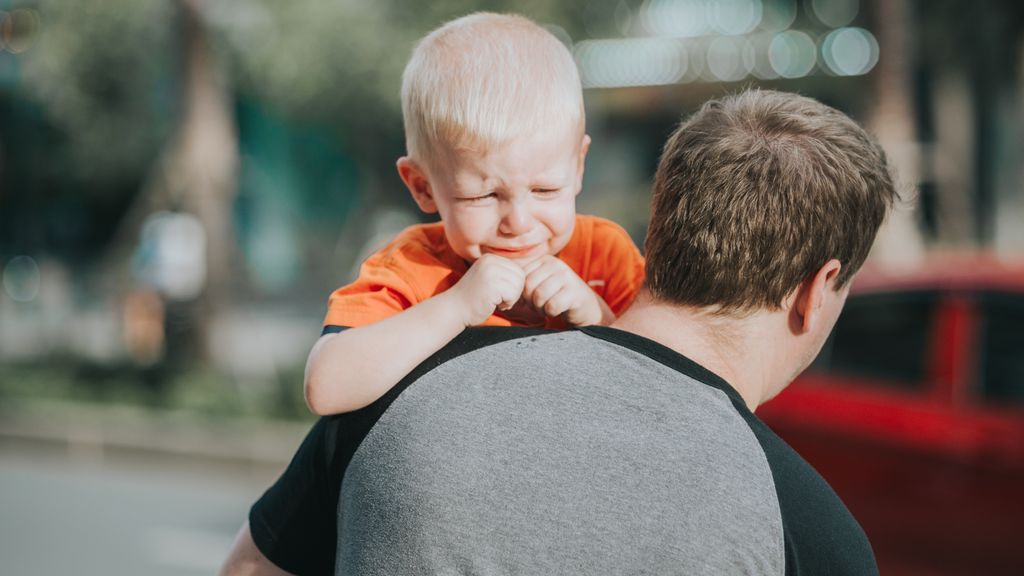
250, 327, 878, 575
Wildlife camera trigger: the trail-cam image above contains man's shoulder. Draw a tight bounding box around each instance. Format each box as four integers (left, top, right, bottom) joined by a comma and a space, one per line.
329, 328, 612, 444
429, 327, 557, 366
571, 327, 877, 574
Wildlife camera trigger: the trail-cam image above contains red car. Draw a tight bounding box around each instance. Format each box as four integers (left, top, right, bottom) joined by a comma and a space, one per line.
758, 255, 1024, 576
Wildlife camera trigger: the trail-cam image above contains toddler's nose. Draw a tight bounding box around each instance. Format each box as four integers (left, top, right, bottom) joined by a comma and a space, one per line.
500, 199, 533, 236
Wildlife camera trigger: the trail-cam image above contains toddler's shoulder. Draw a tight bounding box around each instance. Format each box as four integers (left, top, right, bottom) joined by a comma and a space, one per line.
372, 222, 450, 265
574, 214, 637, 252
582, 214, 633, 240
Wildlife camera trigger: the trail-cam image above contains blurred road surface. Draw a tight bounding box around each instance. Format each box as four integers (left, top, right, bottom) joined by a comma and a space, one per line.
0, 440, 283, 575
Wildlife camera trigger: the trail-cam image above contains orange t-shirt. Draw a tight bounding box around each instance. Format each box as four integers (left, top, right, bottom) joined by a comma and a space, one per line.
323, 214, 645, 329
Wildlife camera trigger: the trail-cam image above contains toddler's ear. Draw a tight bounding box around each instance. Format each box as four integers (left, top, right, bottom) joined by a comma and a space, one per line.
575, 134, 592, 194
397, 157, 437, 213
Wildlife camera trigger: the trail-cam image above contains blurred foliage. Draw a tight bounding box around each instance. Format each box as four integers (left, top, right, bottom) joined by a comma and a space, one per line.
5, 0, 622, 265
15, 0, 610, 188
18, 0, 176, 187
210, 0, 594, 124
0, 359, 314, 421
208, 0, 601, 169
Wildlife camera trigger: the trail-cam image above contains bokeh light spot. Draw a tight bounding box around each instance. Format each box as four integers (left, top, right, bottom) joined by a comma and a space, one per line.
769, 30, 816, 78
576, 38, 686, 88
707, 37, 751, 82
822, 27, 878, 76
2, 9, 39, 54
3, 255, 41, 302
710, 0, 763, 36
639, 0, 710, 38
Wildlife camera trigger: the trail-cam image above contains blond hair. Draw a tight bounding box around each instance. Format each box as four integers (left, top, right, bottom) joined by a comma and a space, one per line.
401, 13, 584, 167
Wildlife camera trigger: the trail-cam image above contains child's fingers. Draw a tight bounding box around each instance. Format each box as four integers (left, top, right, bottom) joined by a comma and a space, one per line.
520, 255, 552, 275
527, 274, 569, 314
523, 266, 555, 301
496, 291, 520, 311
499, 259, 529, 288
494, 272, 521, 309
477, 255, 525, 287
494, 269, 526, 311
523, 257, 568, 298
477, 253, 521, 276
542, 286, 575, 317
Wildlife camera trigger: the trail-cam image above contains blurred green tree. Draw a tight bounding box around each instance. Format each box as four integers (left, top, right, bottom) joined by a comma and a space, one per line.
17, 0, 175, 187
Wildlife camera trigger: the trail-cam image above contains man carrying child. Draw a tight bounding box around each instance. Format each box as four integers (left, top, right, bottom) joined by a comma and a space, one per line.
223, 11, 897, 576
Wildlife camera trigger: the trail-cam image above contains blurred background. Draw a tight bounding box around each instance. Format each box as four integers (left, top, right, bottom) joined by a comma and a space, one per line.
1, 0, 1022, 574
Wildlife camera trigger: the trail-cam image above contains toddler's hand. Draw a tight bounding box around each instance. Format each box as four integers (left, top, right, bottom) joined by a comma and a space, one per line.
449, 254, 526, 326
521, 256, 612, 326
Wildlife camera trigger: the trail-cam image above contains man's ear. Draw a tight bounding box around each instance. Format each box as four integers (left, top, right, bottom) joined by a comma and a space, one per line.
787, 259, 843, 334
574, 134, 591, 195
397, 157, 437, 214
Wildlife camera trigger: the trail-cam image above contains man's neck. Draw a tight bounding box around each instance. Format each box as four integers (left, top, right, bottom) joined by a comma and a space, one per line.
611, 293, 788, 411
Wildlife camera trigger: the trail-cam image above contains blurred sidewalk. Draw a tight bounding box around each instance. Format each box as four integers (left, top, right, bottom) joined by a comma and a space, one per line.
0, 290, 320, 377
0, 398, 310, 471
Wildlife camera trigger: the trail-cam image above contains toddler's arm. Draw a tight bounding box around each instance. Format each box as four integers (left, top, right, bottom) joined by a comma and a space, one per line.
304, 254, 525, 415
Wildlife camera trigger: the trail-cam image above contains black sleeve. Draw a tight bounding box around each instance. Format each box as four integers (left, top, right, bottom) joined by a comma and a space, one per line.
249, 405, 399, 575
744, 415, 879, 576
248, 416, 344, 575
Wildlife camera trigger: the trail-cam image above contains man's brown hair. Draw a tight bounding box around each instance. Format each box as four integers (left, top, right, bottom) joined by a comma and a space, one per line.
644, 89, 897, 313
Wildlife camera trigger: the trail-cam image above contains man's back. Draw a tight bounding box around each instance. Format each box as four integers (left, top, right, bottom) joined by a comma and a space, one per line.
249, 328, 876, 575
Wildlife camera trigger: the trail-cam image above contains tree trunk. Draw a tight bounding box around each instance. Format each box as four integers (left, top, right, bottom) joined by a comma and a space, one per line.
165, 0, 238, 362
867, 0, 926, 266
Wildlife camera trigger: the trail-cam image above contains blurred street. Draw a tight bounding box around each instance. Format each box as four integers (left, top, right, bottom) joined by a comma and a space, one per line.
0, 406, 304, 576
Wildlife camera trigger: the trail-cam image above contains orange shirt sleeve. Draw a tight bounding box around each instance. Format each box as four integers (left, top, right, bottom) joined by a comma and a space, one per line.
322, 251, 418, 328
322, 224, 462, 328
588, 217, 645, 316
